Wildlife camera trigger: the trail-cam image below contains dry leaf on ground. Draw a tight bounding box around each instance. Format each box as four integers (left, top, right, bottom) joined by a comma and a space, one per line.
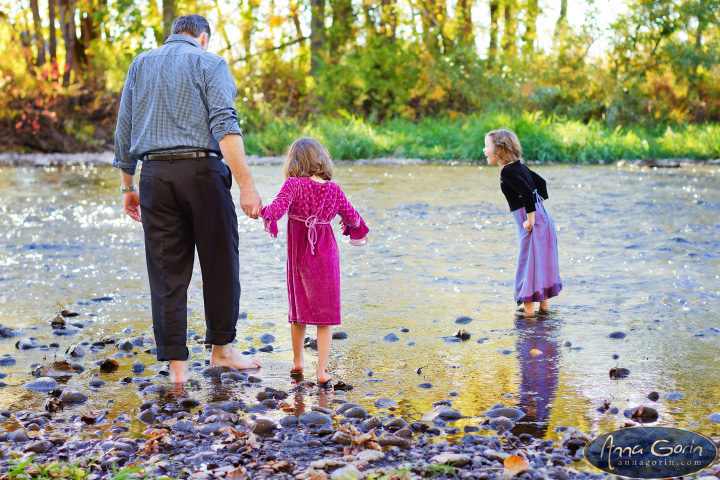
503, 454, 530, 479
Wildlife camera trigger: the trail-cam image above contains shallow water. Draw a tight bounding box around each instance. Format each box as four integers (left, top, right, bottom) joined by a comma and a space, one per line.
0, 163, 719, 447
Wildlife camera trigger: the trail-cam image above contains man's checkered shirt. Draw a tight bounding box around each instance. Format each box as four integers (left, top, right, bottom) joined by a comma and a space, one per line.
113, 34, 243, 175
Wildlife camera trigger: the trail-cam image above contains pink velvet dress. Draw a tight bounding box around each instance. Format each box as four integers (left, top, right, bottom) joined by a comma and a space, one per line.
259, 177, 369, 326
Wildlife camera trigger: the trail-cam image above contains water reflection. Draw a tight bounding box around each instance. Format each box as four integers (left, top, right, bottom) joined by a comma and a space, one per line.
512, 315, 561, 438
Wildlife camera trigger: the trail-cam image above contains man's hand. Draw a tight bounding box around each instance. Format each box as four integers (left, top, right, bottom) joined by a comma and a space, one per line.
124, 190, 142, 222
240, 188, 262, 219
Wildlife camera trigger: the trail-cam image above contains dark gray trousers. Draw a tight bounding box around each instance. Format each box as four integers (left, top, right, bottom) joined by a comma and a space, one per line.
139, 156, 240, 361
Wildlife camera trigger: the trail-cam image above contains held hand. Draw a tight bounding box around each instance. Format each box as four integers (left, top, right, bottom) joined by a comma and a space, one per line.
339, 219, 345, 230
123, 191, 142, 223
240, 188, 262, 219
523, 219, 534, 231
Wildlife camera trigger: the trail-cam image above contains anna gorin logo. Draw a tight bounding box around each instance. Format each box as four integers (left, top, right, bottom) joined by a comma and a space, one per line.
585, 427, 718, 478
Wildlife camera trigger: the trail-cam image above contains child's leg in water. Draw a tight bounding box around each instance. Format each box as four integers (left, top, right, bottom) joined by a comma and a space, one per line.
290, 323, 306, 373
539, 299, 550, 312
523, 301, 535, 316
316, 326, 333, 384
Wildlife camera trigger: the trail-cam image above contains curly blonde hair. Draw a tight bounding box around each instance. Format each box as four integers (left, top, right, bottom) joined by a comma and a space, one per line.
486, 128, 522, 166
283, 137, 334, 180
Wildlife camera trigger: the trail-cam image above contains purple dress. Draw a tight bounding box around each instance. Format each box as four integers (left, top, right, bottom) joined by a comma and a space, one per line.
259, 177, 369, 326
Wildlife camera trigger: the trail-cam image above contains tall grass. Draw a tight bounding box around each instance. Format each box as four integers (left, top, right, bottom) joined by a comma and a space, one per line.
241, 111, 720, 163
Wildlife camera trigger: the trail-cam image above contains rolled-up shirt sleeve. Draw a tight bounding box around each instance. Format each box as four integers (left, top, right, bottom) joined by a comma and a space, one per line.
205, 59, 243, 142
113, 61, 138, 175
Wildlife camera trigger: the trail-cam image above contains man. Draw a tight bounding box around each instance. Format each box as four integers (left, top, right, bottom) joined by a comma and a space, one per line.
113, 14, 261, 383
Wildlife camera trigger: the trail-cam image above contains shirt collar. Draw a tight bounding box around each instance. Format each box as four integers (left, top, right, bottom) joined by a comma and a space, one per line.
164, 33, 204, 49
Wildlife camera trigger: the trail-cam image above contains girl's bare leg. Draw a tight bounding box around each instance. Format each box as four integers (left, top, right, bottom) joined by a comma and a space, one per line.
523, 301, 535, 316
290, 323, 306, 373
539, 300, 550, 311
316, 325, 333, 383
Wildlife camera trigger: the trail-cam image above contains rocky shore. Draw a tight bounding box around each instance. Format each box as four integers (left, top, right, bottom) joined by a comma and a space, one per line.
1, 151, 719, 168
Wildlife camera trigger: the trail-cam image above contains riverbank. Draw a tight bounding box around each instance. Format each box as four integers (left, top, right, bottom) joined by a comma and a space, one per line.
1, 151, 718, 169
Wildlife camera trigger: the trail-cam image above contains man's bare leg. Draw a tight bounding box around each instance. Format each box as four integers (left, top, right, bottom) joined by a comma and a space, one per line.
169, 360, 191, 384
210, 344, 260, 369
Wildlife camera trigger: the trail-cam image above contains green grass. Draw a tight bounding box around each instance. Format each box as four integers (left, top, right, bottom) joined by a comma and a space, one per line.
5, 455, 177, 480
241, 111, 720, 163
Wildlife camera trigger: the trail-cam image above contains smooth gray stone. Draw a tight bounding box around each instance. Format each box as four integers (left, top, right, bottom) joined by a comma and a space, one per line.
198, 422, 233, 434
59, 389, 88, 404
172, 419, 198, 434
202, 365, 239, 377
136, 409, 155, 424
259, 333, 275, 344
344, 407, 368, 419
16, 337, 40, 350
299, 412, 332, 427
608, 331, 627, 339
490, 416, 514, 430
131, 360, 145, 374
280, 416, 298, 428
24, 377, 58, 392
89, 379, 105, 388
252, 419, 277, 434
483, 407, 525, 421
0, 356, 16, 366
374, 398, 397, 408
210, 401, 242, 413
332, 331, 348, 340
383, 333, 399, 342
455, 316, 474, 324
438, 409, 463, 420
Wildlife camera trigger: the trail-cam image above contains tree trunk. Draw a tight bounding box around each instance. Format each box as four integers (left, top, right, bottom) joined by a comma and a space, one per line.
58, 0, 77, 86
328, 0, 353, 55
502, 0, 516, 57
488, 0, 499, 65
29, 0, 46, 66
456, 0, 474, 48
310, 0, 326, 76
522, 0, 538, 56
289, 0, 304, 40
163, 0, 175, 42
49, 0, 58, 78
554, 0, 567, 41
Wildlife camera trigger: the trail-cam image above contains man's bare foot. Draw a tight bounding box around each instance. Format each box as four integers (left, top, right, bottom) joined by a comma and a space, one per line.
317, 368, 333, 384
169, 360, 191, 384
210, 344, 260, 369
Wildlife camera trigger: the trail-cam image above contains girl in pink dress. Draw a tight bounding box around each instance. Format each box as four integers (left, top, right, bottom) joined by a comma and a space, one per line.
259, 137, 369, 385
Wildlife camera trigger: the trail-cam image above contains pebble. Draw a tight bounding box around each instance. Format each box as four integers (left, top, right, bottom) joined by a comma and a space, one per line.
198, 422, 234, 434
431, 453, 471, 467
374, 397, 397, 408
383, 333, 399, 342
490, 416, 515, 430
67, 345, 84, 357
16, 337, 40, 349
132, 360, 145, 374
664, 392, 684, 400
179, 398, 201, 409
343, 407, 368, 419
385, 418, 408, 430
332, 331, 348, 340
258, 345, 273, 352
418, 383, 433, 389
0, 356, 16, 366
483, 407, 525, 421
137, 410, 155, 424
455, 316, 473, 324
202, 365, 239, 377
280, 416, 298, 428
117, 339, 134, 351
59, 389, 88, 404
25, 440, 52, 453
608, 331, 627, 339
437, 409, 463, 420
299, 412, 333, 428
172, 419, 198, 434
24, 377, 58, 392
89, 379, 105, 388
52, 326, 81, 336
252, 419, 277, 434
708, 413, 720, 423
9, 429, 30, 443
259, 333, 275, 344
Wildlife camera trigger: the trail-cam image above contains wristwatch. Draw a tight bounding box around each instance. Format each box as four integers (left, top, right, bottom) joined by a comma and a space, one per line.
121, 185, 137, 194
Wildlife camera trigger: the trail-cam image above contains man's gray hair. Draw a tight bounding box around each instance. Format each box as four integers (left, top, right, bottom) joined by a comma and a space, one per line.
171, 15, 211, 39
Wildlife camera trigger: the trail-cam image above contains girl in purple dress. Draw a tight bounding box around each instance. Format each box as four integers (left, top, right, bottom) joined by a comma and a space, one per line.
259, 137, 369, 385
484, 128, 562, 316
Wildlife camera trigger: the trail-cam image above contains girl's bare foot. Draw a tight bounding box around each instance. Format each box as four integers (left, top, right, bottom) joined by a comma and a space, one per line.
290, 361, 304, 375
317, 367, 333, 385
210, 344, 260, 369
169, 360, 191, 384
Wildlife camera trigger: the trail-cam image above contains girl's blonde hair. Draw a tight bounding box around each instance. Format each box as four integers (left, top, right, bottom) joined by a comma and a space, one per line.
283, 137, 334, 180
486, 128, 522, 166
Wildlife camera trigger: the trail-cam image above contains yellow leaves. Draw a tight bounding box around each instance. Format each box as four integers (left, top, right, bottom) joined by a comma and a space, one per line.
428, 84, 447, 102
529, 349, 543, 356
227, 465, 248, 480
503, 454, 530, 479
218, 426, 261, 451
268, 15, 285, 29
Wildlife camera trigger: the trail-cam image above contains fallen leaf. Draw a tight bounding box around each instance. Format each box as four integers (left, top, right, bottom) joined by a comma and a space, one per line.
81, 412, 97, 424
529, 349, 543, 356
503, 454, 530, 478
227, 465, 248, 480
44, 397, 64, 413
33, 360, 76, 378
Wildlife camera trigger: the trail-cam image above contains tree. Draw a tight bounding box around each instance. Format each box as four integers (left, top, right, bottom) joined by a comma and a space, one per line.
163, 0, 175, 43
554, 0, 568, 41
310, 0, 326, 76
502, 0, 517, 58
488, 0, 500, 65
455, 0, 474, 48
522, 0, 539, 56
29, 0, 46, 66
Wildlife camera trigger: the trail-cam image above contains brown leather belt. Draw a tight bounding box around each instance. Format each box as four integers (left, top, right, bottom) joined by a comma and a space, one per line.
143, 151, 220, 161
